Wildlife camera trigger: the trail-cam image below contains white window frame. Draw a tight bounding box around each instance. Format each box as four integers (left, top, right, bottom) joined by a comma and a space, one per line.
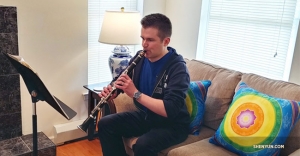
196, 0, 300, 81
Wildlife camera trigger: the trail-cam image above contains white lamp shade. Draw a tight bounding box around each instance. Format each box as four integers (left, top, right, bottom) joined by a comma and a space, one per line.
99, 11, 141, 45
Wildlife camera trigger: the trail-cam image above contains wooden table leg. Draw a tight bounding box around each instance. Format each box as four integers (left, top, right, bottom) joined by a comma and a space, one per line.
87, 90, 95, 141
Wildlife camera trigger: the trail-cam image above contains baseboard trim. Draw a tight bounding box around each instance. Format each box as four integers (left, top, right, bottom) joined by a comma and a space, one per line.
53, 119, 87, 145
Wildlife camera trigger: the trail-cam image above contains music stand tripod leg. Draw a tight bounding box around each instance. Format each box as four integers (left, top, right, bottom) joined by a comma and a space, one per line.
31, 92, 38, 156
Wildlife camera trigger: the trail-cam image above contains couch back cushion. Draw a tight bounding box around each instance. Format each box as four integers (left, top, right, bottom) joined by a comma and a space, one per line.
236, 73, 300, 156
185, 59, 242, 130
114, 93, 136, 113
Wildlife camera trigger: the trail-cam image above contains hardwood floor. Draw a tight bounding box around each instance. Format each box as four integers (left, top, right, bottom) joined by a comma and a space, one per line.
56, 139, 103, 156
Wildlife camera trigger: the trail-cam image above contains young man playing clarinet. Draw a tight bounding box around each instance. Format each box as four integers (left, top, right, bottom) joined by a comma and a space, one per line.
98, 13, 190, 156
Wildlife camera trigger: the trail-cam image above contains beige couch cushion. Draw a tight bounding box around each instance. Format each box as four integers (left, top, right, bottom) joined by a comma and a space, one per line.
123, 126, 216, 156
113, 93, 137, 113
168, 138, 237, 156
289, 148, 300, 156
237, 73, 300, 156
185, 59, 242, 130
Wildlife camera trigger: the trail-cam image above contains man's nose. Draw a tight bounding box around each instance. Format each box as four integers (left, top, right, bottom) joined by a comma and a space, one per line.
142, 40, 147, 47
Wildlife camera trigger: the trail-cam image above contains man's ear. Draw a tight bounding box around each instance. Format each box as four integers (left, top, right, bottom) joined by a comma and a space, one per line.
163, 37, 170, 46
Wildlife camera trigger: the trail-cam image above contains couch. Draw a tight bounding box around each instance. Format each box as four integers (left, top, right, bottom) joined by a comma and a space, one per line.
112, 58, 300, 156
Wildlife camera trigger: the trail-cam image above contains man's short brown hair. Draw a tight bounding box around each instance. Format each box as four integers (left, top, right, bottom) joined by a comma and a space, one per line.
141, 13, 172, 41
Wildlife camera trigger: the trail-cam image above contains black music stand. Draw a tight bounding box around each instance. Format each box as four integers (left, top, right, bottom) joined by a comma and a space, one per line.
3, 52, 77, 156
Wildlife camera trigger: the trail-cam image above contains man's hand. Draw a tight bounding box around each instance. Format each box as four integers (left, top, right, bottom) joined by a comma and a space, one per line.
114, 74, 138, 98
98, 84, 117, 100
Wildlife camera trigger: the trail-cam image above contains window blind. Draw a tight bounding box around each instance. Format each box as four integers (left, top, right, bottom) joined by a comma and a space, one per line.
197, 0, 299, 81
88, 0, 140, 84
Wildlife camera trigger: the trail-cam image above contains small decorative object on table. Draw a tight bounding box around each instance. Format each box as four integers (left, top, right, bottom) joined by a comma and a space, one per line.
109, 45, 132, 78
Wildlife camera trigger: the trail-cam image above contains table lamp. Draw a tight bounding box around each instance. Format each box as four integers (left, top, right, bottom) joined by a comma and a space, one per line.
98, 7, 141, 79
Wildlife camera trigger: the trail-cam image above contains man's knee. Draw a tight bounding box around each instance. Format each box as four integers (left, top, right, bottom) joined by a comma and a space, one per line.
133, 139, 157, 156
97, 115, 113, 133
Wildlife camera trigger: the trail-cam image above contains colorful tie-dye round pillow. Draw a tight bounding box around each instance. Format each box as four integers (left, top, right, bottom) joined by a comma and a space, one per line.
209, 82, 300, 156
186, 80, 211, 135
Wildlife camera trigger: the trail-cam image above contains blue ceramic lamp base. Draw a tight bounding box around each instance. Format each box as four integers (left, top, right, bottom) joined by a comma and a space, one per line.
109, 45, 132, 79
93, 45, 132, 92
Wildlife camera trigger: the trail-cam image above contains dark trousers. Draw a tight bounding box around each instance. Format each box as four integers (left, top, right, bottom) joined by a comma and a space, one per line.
97, 110, 188, 156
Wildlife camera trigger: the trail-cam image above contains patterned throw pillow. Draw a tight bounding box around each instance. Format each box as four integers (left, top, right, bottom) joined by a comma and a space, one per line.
209, 82, 300, 156
186, 80, 211, 135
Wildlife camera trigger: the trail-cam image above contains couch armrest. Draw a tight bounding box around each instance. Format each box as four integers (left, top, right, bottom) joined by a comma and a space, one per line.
289, 148, 300, 156
113, 93, 137, 113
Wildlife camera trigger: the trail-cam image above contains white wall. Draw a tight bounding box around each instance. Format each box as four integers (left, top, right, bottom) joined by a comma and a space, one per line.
0, 0, 88, 138
289, 26, 300, 84
165, 0, 300, 85
143, 0, 166, 15
165, 0, 202, 59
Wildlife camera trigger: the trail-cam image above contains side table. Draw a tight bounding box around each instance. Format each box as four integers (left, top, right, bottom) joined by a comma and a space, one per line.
83, 81, 116, 140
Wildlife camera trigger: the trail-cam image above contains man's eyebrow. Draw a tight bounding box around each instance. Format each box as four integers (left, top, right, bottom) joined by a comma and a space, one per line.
141, 36, 155, 40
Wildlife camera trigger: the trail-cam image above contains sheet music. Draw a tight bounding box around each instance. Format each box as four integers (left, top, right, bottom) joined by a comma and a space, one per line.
7, 53, 37, 73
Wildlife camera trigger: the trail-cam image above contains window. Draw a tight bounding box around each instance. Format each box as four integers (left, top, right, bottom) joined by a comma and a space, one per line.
88, 0, 143, 84
197, 0, 300, 81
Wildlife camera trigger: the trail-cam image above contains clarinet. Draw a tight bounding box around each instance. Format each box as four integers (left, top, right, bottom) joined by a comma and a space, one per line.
77, 50, 146, 133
